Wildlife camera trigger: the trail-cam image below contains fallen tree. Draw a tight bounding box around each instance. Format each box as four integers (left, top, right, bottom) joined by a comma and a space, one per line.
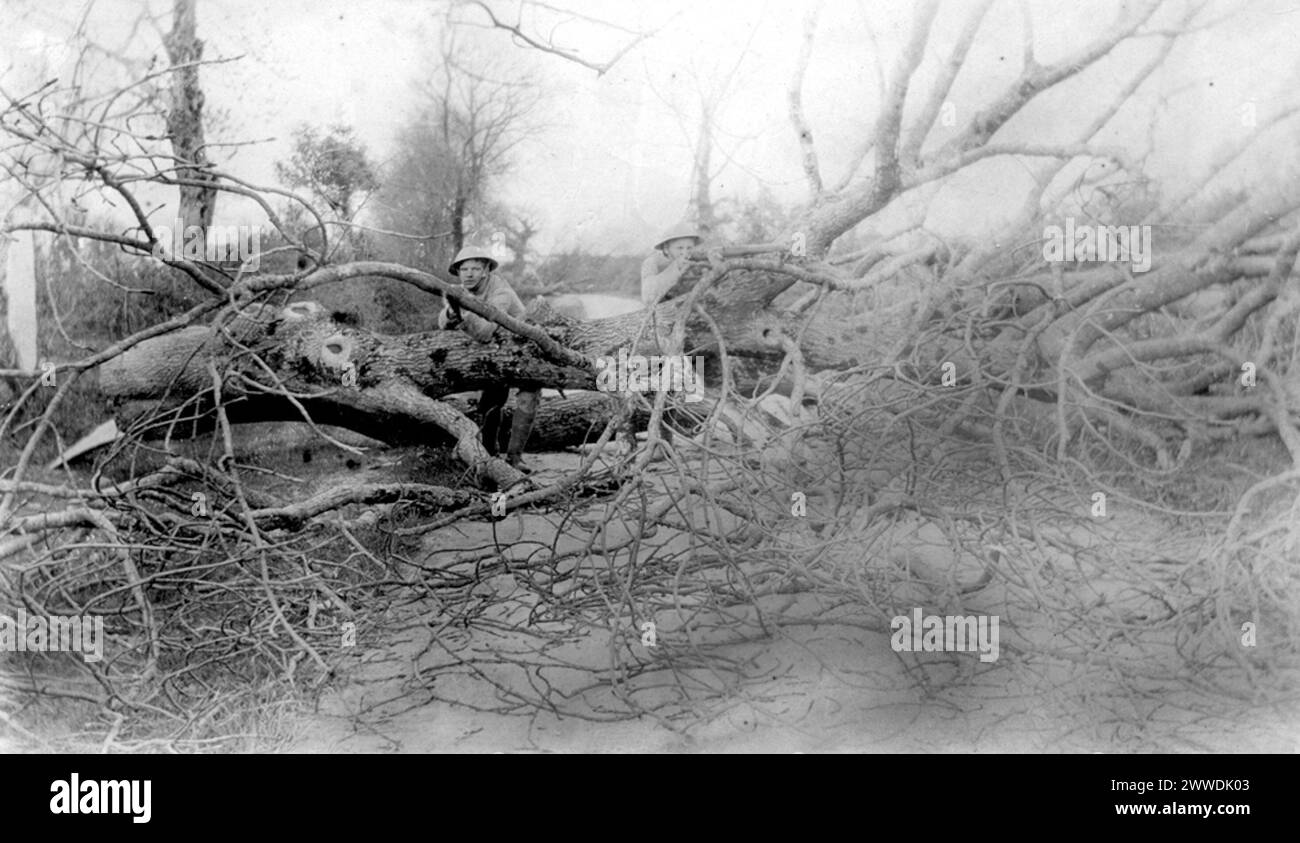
4, 0, 1300, 752
88, 256, 847, 488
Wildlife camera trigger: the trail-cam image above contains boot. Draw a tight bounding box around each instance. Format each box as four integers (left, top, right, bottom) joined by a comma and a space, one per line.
505, 388, 540, 469
478, 385, 509, 455
482, 416, 502, 455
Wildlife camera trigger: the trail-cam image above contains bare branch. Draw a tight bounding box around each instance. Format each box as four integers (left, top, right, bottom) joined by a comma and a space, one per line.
898, 0, 992, 170
462, 0, 655, 76
938, 0, 1161, 158
1161, 103, 1300, 220
829, 10, 886, 193
799, 0, 939, 255
872, 0, 940, 196
1019, 0, 1036, 71
905, 141, 1140, 190
788, 2, 824, 199
249, 483, 475, 531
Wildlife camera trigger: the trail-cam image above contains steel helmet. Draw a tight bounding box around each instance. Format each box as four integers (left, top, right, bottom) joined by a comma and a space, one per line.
448, 246, 500, 276
653, 222, 703, 252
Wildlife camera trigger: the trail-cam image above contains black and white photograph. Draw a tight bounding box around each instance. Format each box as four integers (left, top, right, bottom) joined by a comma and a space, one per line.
0, 0, 1297, 772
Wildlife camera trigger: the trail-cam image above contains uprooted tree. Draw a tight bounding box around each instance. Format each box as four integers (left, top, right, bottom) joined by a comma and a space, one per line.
2, 0, 1298, 748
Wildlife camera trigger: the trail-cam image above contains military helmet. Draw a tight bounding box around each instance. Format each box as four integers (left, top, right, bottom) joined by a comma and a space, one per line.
652, 222, 703, 252
448, 245, 500, 276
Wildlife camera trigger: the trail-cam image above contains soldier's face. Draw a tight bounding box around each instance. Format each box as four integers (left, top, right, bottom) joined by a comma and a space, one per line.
458, 260, 489, 285
663, 239, 696, 261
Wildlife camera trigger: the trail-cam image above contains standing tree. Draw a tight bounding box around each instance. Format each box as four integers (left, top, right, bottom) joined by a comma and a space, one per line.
370, 32, 538, 278
642, 32, 759, 238
164, 0, 218, 233
275, 124, 379, 224
431, 33, 536, 252
275, 124, 380, 269
502, 213, 538, 276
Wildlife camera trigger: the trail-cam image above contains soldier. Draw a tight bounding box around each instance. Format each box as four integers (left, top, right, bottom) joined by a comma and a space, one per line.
638, 223, 714, 448
438, 245, 540, 472
640, 222, 703, 306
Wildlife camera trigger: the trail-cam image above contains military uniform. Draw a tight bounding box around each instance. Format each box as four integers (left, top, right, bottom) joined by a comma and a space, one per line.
640, 252, 700, 304
439, 247, 539, 470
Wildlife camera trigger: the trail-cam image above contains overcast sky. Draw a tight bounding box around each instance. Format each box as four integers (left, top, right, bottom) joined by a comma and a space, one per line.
3, 0, 1300, 255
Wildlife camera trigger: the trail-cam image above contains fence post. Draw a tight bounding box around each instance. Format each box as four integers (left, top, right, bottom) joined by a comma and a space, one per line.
2, 212, 38, 372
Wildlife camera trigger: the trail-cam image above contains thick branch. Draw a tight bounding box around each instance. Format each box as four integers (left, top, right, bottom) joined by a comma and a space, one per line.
938, 1, 1160, 158
899, 0, 992, 168
788, 3, 824, 198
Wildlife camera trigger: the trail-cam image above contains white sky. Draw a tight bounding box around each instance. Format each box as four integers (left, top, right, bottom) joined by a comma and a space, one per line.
3, 0, 1300, 255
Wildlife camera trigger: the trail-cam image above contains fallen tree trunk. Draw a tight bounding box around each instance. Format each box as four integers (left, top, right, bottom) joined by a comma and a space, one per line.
91, 260, 838, 462
113, 389, 649, 451
100, 273, 863, 397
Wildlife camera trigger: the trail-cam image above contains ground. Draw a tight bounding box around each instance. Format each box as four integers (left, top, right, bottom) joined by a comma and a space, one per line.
4, 411, 1298, 754
277, 429, 1299, 753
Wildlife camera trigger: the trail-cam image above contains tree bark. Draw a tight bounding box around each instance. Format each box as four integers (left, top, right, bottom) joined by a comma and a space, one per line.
90, 256, 863, 484
95, 300, 660, 487
113, 388, 647, 453
165, 0, 216, 233
101, 264, 869, 401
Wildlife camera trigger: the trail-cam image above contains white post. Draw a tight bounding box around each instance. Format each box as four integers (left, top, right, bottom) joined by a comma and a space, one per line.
2, 213, 39, 371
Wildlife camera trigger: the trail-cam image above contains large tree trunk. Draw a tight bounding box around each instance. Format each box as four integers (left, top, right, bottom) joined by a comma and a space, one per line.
165, 0, 217, 233
99, 265, 868, 404
92, 260, 853, 487
90, 299, 676, 487
113, 389, 647, 453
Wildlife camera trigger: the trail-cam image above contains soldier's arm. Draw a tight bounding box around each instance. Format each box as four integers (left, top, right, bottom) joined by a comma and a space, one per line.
459, 282, 524, 342
641, 255, 683, 306
458, 309, 499, 342
437, 298, 462, 330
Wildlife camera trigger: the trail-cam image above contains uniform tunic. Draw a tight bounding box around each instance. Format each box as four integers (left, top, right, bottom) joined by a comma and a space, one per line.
437, 274, 526, 341
640, 252, 700, 305
436, 272, 537, 460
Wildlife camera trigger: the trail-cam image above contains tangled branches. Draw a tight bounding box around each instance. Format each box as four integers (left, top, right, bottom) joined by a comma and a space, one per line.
3, 244, 1299, 751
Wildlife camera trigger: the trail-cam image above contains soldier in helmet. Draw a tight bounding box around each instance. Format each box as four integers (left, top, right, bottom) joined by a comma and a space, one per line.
640, 222, 703, 306
637, 223, 713, 448
438, 246, 540, 472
